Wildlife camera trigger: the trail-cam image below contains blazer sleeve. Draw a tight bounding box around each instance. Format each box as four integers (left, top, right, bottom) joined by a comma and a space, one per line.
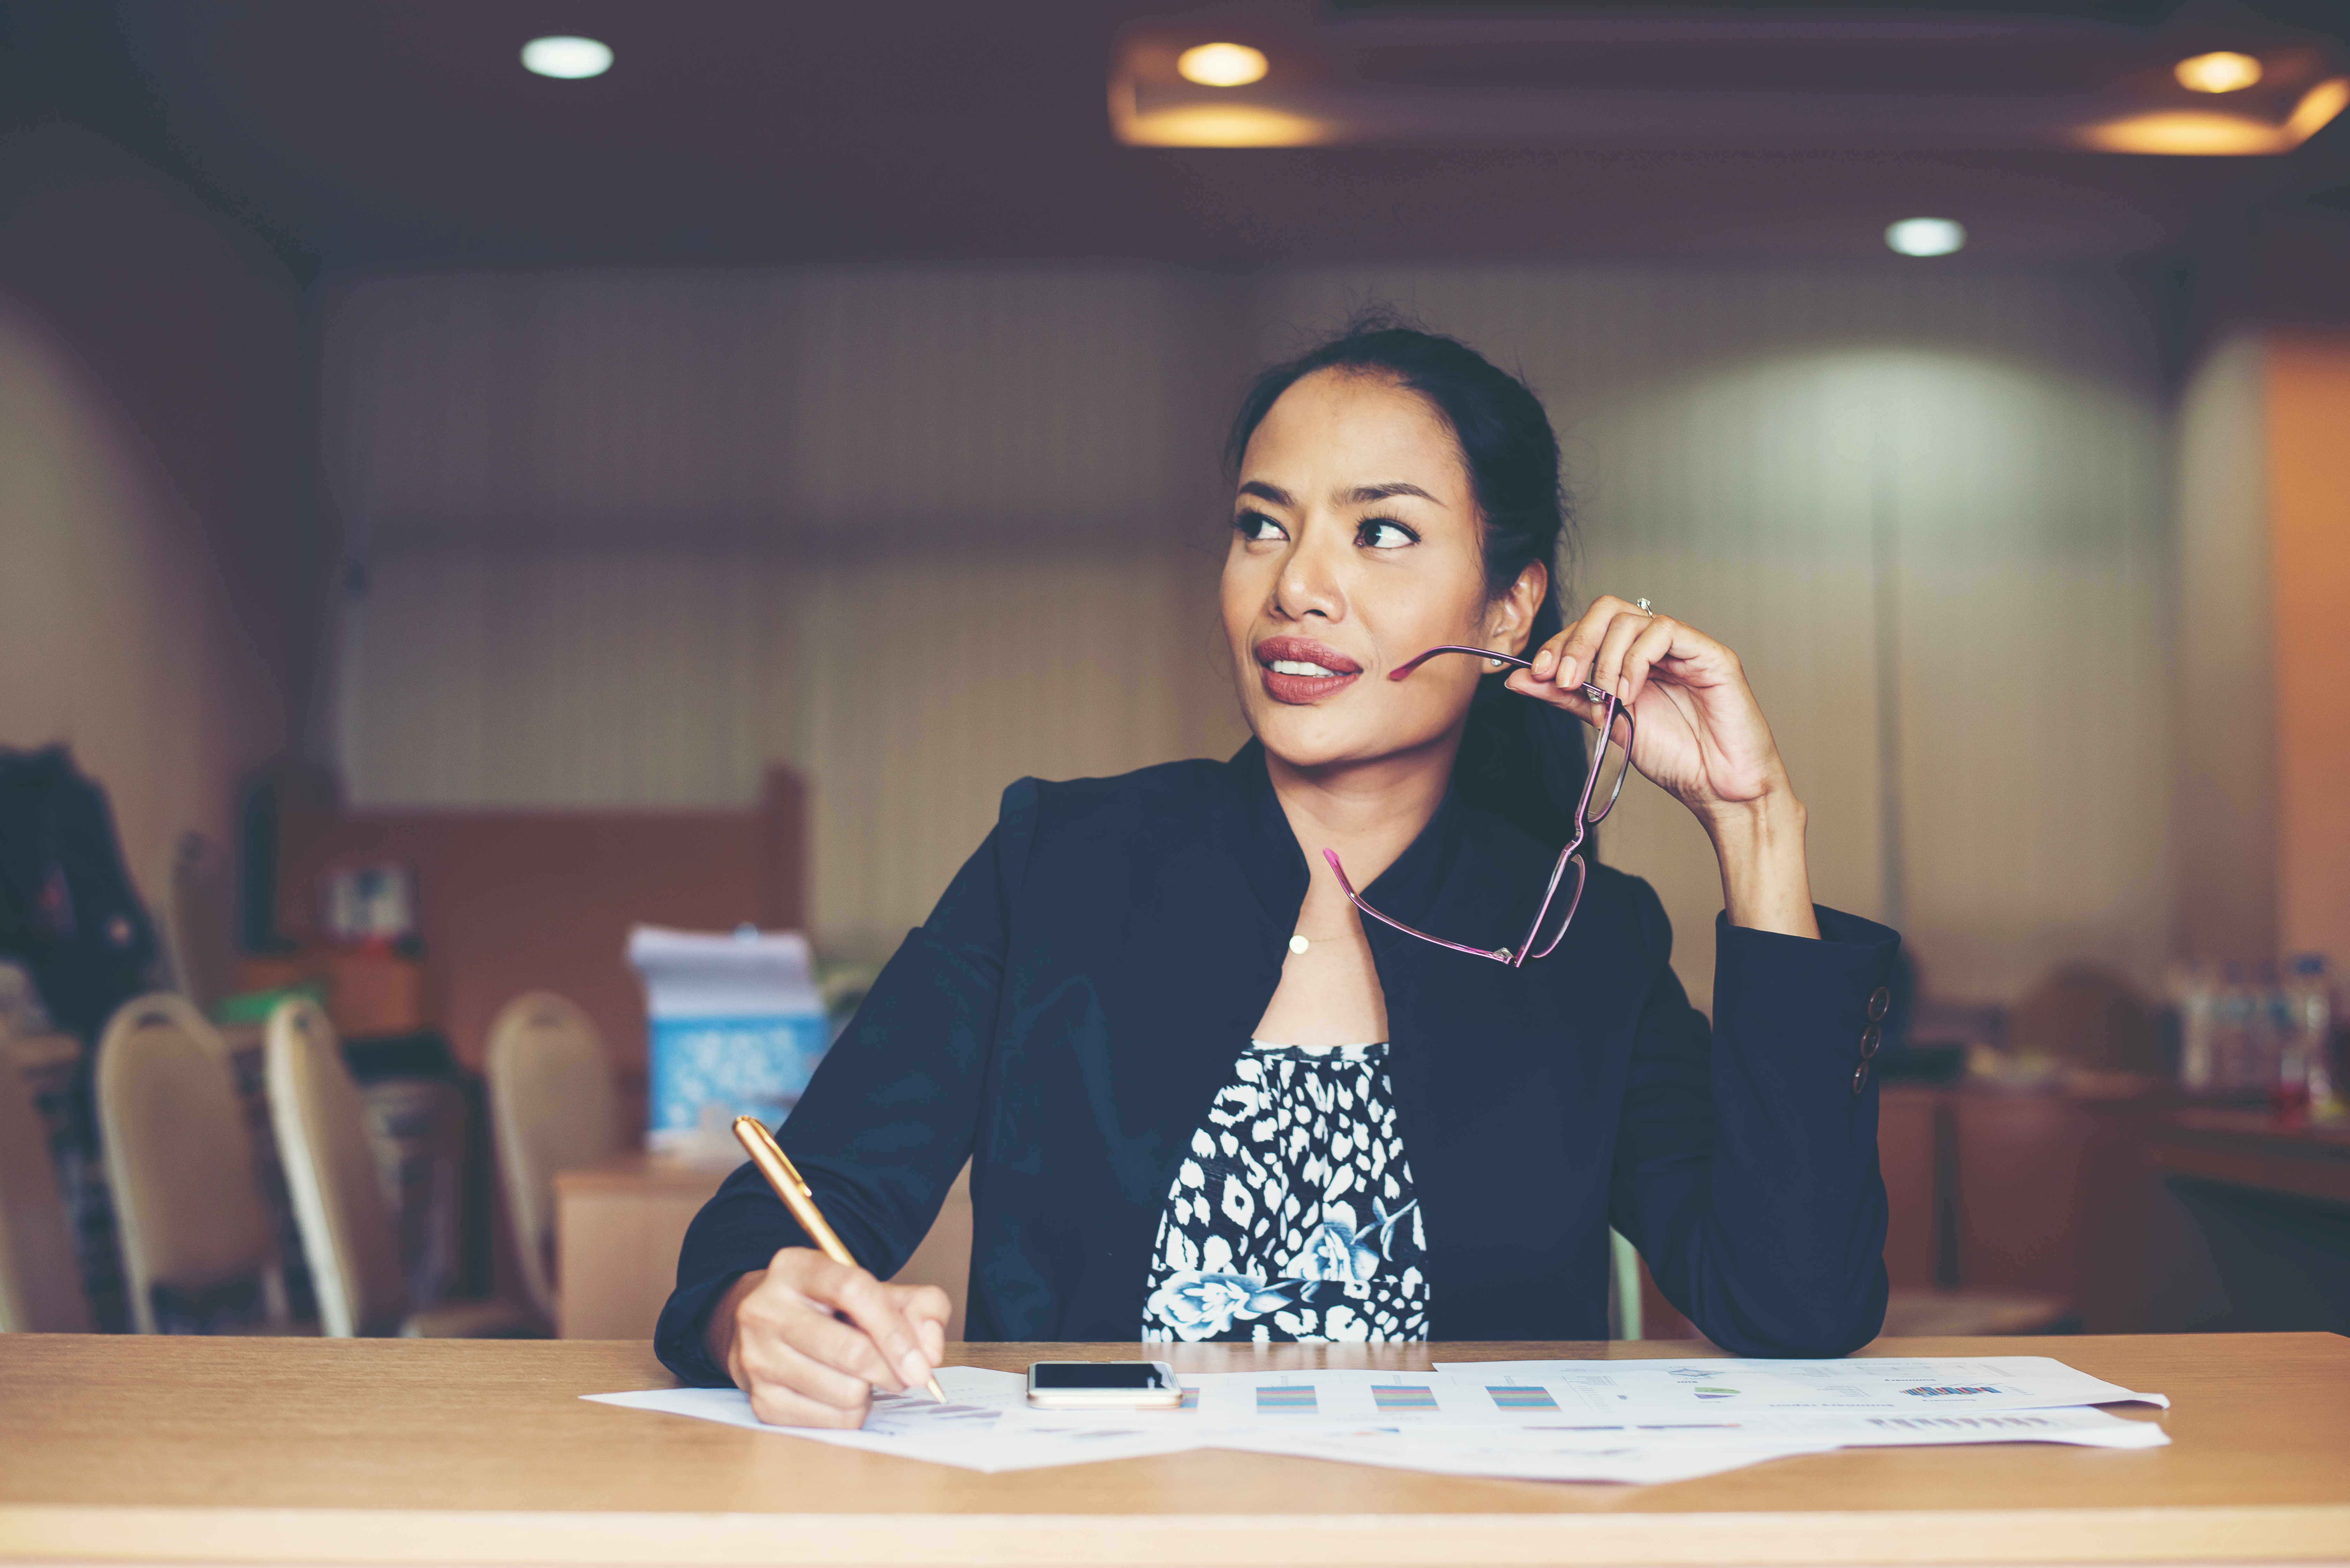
651, 780, 1038, 1384
1606, 883, 1900, 1358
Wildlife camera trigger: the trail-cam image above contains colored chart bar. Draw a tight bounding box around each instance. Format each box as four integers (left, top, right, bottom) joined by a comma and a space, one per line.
1371, 1385, 1439, 1411
1902, 1385, 2004, 1397
1487, 1386, 1558, 1410
1255, 1385, 1318, 1413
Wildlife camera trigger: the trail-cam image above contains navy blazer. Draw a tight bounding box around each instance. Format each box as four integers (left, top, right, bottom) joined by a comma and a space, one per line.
656, 742, 1898, 1380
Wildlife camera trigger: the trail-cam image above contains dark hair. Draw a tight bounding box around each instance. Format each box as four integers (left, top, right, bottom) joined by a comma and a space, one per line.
1225, 310, 1591, 851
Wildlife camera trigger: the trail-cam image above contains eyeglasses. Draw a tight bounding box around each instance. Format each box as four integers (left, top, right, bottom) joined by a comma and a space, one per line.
1322, 644, 1634, 968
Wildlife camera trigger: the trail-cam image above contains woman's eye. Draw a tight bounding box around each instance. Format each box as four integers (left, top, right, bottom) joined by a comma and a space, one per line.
1235, 511, 1286, 542
1360, 520, 1417, 550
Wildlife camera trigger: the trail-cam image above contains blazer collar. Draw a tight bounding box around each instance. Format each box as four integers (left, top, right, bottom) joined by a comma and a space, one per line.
1221, 739, 1486, 959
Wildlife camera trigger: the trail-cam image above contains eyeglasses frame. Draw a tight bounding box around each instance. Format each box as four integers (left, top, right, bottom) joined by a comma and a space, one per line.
1320, 644, 1635, 969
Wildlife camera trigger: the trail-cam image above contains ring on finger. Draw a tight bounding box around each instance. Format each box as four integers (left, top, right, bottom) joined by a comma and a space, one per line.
1634, 597, 1654, 615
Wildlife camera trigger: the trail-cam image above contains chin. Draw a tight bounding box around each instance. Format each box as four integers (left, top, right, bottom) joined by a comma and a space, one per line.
1246, 701, 1416, 773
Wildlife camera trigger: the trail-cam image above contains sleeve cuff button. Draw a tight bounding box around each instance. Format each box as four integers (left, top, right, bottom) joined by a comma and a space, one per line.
1867, 985, 1891, 1022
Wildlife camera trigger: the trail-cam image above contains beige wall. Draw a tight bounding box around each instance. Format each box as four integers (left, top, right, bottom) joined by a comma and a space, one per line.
2267, 335, 2350, 968
317, 266, 2175, 1007
0, 65, 305, 907
2172, 335, 2275, 963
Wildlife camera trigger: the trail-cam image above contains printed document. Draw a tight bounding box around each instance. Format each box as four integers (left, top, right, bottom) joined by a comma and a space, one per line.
587, 1356, 2166, 1482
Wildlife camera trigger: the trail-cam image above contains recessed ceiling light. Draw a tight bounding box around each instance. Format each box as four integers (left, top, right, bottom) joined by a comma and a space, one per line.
521, 36, 613, 80
1885, 218, 1966, 257
1177, 43, 1269, 88
2175, 52, 2263, 94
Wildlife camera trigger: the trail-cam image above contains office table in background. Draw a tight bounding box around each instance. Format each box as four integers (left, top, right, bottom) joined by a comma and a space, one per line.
3, 1333, 2346, 1566
552, 1153, 972, 1340
2147, 1111, 2350, 1336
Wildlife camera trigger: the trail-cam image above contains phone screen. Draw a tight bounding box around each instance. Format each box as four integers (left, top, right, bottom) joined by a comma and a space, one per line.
1028, 1361, 1173, 1390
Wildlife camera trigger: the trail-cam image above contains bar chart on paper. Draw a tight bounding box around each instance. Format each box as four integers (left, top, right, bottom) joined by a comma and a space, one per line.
1371, 1385, 1441, 1411
1487, 1386, 1558, 1409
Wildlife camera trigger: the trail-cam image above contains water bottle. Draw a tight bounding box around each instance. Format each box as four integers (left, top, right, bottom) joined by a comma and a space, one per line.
2168, 959, 2215, 1091
2278, 954, 2331, 1124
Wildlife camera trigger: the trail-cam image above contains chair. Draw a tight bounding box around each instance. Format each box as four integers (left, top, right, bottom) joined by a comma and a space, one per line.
158, 832, 242, 1019
96, 994, 295, 1333
485, 992, 623, 1327
265, 998, 536, 1338
2012, 962, 2160, 1076
0, 1046, 94, 1332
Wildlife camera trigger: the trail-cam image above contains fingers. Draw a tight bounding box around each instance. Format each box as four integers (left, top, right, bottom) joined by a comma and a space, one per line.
891, 1282, 953, 1366
726, 1248, 945, 1429
736, 1337, 877, 1429
815, 1258, 941, 1395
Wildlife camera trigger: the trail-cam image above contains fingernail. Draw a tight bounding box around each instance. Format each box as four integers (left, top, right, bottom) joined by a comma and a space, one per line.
900, 1350, 932, 1389
1533, 648, 1553, 674
1618, 677, 1634, 702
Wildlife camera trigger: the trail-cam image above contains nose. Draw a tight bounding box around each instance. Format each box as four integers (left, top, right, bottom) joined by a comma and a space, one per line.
1271, 531, 1344, 623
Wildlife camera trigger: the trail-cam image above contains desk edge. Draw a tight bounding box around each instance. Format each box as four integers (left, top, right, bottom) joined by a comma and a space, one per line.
5, 1503, 2349, 1567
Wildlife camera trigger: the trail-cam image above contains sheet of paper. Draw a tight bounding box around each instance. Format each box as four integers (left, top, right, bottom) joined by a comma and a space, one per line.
1431, 1355, 2168, 1418
587, 1367, 1202, 1473
1222, 1429, 1834, 1485
585, 1359, 2167, 1481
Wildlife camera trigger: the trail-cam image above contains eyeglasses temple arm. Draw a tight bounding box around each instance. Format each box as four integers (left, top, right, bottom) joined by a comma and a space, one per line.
1320, 849, 1515, 964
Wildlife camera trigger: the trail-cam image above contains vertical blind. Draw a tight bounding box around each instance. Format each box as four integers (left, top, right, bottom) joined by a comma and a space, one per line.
320, 265, 2172, 1004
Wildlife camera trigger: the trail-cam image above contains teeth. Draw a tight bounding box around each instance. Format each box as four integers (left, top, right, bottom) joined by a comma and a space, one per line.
1270, 660, 1341, 678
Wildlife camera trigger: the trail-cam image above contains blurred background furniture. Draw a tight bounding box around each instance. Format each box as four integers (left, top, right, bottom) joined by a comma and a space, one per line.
265, 998, 535, 1338
272, 767, 808, 1129
2146, 1110, 2350, 1335
2011, 962, 2164, 1077
487, 991, 624, 1331
552, 1152, 971, 1342
96, 994, 298, 1334
0, 1040, 94, 1333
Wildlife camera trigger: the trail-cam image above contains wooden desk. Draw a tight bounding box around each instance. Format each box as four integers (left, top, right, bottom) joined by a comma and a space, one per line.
551, 1153, 731, 1339
2149, 1110, 2350, 1208
4, 1334, 2345, 1566
2146, 1112, 2350, 1335
552, 1154, 973, 1340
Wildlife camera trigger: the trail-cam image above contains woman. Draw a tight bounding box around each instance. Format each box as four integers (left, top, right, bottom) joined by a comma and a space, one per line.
656, 319, 1899, 1428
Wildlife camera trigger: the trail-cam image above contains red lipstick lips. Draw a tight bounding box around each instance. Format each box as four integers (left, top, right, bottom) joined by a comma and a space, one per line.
1254, 636, 1364, 705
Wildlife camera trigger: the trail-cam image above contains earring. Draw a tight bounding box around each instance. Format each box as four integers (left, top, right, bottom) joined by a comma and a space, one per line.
1487, 656, 1507, 670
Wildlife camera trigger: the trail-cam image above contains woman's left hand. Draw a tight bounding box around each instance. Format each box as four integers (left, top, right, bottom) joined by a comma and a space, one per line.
1506, 594, 1794, 825
1505, 596, 1819, 939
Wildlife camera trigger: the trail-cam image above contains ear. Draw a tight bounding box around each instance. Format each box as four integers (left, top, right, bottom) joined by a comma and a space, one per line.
1487, 560, 1549, 658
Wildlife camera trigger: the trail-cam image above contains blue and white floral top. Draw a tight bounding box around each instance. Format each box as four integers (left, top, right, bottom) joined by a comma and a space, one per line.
1141, 1041, 1429, 1343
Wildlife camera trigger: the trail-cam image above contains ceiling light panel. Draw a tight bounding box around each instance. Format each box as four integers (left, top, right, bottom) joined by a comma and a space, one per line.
2174, 52, 2263, 94
1177, 43, 1270, 88
521, 36, 613, 80
1886, 218, 1966, 257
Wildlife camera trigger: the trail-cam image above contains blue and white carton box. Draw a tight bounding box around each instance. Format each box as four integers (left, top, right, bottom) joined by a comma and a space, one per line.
628, 924, 829, 1157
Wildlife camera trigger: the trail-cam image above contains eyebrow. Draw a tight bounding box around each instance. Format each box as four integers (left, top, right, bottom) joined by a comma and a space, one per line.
1236, 480, 1444, 508
1346, 482, 1443, 507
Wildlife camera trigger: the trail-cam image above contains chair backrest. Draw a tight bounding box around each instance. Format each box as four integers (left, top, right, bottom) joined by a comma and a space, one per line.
96, 994, 282, 1333
0, 1049, 94, 1332
2012, 962, 2160, 1074
265, 998, 408, 1336
485, 991, 622, 1323
160, 833, 241, 1016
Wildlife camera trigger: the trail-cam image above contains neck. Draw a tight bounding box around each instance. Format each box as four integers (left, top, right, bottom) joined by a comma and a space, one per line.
1263, 726, 1463, 901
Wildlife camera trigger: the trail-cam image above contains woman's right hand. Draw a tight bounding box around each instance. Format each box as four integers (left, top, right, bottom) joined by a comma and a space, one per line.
701, 1247, 951, 1428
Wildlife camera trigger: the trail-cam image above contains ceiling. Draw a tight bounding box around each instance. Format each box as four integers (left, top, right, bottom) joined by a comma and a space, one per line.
2, 0, 2345, 270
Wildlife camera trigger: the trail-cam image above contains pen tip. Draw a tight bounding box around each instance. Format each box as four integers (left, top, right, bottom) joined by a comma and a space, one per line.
927, 1375, 948, 1403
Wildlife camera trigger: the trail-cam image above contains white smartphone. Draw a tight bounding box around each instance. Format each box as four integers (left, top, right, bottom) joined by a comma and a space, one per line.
1025, 1360, 1183, 1409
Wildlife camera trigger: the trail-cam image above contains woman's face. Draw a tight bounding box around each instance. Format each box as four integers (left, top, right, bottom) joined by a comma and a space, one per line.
1221, 368, 1541, 774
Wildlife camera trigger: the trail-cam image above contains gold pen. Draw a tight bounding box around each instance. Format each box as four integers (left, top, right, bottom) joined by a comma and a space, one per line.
730, 1115, 948, 1403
